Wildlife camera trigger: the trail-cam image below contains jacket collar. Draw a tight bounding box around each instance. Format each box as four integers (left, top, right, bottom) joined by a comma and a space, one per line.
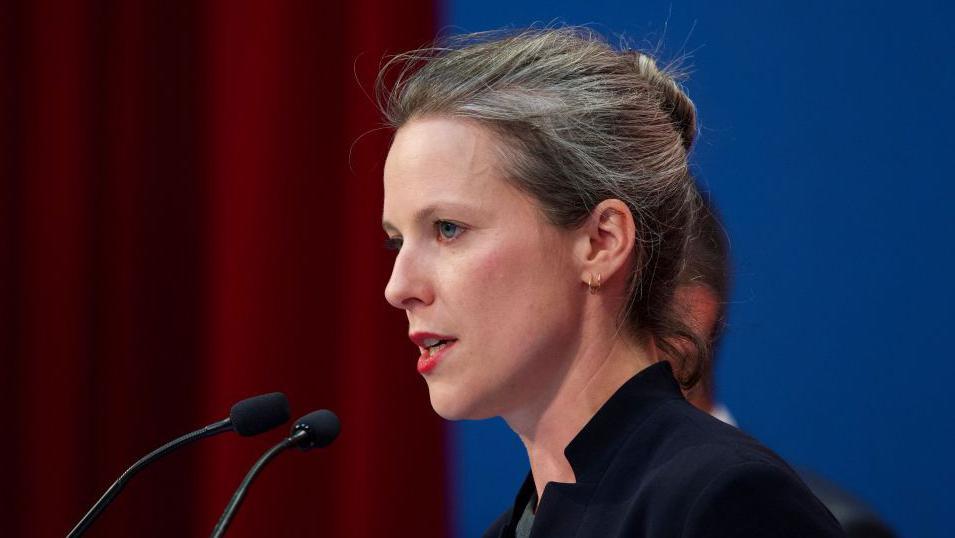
498, 361, 684, 537
563, 360, 684, 482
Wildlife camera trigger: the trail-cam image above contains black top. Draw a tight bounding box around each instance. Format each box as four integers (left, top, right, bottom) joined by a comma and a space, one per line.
483, 362, 846, 538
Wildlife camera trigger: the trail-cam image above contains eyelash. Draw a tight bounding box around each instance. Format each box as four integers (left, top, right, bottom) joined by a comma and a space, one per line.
435, 220, 465, 241
383, 220, 466, 252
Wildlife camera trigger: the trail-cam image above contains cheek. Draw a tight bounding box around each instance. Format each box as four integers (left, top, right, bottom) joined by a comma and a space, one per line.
436, 247, 510, 317
471, 240, 533, 297
424, 231, 581, 419
452, 236, 576, 329
473, 248, 509, 287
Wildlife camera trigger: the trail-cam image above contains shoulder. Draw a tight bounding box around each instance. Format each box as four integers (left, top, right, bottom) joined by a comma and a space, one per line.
680, 460, 846, 537
606, 400, 845, 536
621, 397, 792, 487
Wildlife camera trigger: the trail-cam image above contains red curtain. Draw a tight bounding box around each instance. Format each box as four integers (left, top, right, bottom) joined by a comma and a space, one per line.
0, 1, 445, 536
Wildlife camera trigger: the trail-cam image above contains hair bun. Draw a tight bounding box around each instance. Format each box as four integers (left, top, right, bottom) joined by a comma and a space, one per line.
625, 51, 697, 151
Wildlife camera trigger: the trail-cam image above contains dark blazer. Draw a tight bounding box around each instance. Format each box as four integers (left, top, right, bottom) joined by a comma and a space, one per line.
483, 362, 846, 537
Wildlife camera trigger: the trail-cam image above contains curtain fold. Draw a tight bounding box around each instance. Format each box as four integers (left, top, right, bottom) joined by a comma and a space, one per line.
1, 1, 444, 536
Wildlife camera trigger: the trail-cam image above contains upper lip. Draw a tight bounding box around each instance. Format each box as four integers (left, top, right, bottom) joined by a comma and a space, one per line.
409, 331, 457, 348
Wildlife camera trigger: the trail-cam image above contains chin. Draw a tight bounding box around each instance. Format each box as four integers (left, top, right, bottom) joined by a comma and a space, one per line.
426, 381, 496, 421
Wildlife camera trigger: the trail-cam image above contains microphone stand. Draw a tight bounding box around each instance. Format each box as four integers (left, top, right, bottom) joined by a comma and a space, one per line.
209, 429, 308, 538
208, 409, 339, 537
68, 419, 232, 537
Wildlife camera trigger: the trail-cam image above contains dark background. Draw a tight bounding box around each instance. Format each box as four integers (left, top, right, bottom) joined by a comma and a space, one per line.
1, 1, 446, 536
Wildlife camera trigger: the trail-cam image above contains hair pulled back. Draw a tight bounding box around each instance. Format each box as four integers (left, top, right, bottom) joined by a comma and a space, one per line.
377, 27, 707, 388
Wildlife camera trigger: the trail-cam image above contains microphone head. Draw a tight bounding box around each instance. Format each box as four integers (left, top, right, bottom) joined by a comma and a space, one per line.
290, 409, 340, 451
229, 392, 290, 436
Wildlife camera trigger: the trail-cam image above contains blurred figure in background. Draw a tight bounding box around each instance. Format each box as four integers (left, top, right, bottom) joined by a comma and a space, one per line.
671, 192, 897, 538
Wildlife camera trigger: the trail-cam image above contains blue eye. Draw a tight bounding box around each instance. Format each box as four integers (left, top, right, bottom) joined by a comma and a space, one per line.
436, 220, 463, 241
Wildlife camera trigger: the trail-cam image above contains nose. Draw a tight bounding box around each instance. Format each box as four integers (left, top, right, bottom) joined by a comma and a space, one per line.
384, 246, 433, 310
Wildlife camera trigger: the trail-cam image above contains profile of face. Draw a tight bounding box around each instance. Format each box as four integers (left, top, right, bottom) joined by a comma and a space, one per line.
382, 117, 585, 421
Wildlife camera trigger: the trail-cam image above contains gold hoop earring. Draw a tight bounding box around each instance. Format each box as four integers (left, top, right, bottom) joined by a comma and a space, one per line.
588, 272, 602, 295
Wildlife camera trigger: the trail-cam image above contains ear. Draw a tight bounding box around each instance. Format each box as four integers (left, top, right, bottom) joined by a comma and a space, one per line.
574, 199, 637, 289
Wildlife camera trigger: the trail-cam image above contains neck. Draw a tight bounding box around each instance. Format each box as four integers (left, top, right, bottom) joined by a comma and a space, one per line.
503, 331, 655, 503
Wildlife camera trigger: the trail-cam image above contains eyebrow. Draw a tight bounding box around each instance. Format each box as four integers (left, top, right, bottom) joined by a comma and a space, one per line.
382, 201, 474, 234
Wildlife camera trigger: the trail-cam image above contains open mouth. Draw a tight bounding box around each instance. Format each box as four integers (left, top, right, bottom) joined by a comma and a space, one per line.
421, 337, 456, 354
411, 333, 459, 374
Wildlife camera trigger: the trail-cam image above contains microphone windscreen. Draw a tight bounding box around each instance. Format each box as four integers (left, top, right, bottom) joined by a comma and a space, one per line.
230, 392, 290, 436
291, 409, 340, 451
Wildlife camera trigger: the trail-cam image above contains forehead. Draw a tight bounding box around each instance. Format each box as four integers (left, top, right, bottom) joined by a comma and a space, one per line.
382, 117, 525, 226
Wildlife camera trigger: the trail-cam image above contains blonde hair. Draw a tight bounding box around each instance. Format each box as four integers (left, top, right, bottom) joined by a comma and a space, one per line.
377, 27, 707, 388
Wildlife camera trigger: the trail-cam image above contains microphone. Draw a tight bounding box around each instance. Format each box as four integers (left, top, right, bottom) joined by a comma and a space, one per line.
210, 409, 340, 537
68, 392, 290, 537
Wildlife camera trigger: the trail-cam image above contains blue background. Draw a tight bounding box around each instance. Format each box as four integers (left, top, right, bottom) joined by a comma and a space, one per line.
442, 2, 955, 537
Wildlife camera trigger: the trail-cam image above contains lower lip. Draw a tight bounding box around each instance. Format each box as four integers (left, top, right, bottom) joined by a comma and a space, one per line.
417, 340, 457, 374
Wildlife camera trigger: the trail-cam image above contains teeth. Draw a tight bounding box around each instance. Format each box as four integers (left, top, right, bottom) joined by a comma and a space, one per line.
423, 338, 441, 347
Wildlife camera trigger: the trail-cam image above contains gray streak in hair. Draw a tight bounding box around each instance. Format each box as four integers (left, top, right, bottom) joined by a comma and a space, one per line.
377, 26, 708, 388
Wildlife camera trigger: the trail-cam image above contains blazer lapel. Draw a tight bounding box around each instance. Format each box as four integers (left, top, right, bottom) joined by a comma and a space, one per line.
529, 481, 596, 538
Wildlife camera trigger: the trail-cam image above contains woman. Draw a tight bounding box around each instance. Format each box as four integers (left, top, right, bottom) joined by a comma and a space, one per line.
379, 28, 844, 537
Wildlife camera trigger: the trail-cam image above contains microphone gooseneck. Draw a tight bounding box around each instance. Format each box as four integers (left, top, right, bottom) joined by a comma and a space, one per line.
68, 393, 290, 538
210, 409, 340, 538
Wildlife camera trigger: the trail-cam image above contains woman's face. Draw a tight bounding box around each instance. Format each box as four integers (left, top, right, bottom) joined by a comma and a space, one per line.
382, 117, 584, 420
